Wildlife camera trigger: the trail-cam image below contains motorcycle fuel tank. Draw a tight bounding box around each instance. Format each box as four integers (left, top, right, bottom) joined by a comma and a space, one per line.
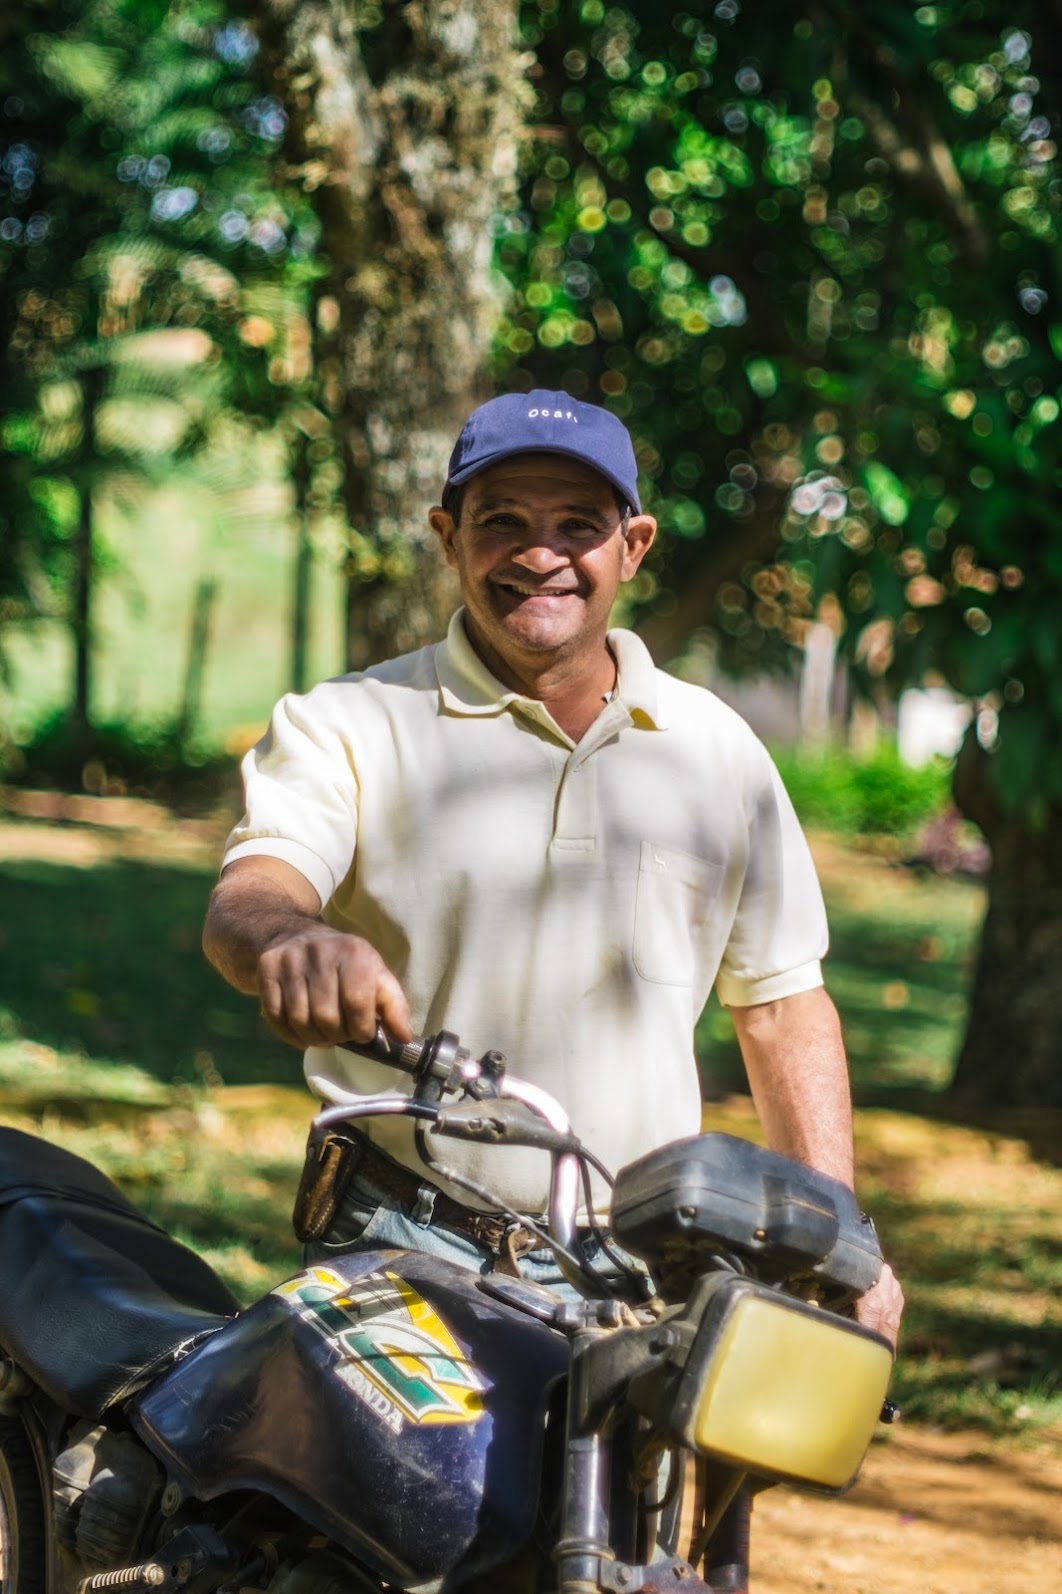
131, 1248, 567, 1591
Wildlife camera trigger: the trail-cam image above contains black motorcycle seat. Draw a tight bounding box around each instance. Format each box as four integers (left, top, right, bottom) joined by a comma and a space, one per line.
0, 1127, 240, 1416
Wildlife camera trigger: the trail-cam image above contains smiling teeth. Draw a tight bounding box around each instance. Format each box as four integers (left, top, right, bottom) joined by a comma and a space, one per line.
501, 584, 573, 596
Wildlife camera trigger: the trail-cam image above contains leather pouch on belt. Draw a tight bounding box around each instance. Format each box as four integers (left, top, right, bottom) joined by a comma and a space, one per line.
292, 1129, 356, 1243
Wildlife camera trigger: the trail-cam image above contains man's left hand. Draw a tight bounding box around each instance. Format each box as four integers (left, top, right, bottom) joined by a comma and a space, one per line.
853, 1262, 904, 1349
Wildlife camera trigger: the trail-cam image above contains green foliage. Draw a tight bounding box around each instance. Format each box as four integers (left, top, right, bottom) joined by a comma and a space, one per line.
770, 744, 952, 836
7, 709, 234, 807
500, 0, 1062, 823
0, 0, 322, 716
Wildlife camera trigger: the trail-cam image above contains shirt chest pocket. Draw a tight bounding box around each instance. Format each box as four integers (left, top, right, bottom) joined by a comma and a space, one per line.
632, 841, 725, 986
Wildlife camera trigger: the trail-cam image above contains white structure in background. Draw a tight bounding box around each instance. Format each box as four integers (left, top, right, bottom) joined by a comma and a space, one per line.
708, 642, 974, 769
798, 622, 838, 747
896, 686, 972, 768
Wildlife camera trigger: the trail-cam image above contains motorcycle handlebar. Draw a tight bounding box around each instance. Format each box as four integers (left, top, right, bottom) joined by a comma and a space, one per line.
339, 1024, 432, 1075
339, 1025, 509, 1102
327, 1025, 591, 1294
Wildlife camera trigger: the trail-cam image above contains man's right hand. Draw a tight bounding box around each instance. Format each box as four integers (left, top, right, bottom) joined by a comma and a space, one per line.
256, 921, 412, 1048
202, 855, 413, 1049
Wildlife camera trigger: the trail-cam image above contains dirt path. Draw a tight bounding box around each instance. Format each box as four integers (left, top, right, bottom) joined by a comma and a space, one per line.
752, 1426, 1062, 1592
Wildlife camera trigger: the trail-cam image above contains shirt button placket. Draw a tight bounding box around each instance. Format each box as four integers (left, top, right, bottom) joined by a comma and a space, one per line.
553, 753, 596, 849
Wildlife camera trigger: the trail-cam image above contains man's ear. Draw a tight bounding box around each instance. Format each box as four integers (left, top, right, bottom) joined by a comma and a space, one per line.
428, 505, 459, 569
620, 514, 657, 582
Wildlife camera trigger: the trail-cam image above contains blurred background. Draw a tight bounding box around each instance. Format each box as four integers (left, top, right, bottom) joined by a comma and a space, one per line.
0, 0, 1060, 1491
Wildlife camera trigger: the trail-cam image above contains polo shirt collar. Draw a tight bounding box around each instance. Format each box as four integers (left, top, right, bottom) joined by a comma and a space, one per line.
436, 608, 668, 730
607, 626, 668, 730
436, 609, 523, 715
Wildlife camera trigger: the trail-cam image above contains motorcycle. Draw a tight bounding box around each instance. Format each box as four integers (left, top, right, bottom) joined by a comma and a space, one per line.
0, 1025, 895, 1594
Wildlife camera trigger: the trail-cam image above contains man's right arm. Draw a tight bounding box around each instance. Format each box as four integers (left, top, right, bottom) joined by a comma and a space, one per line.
203, 855, 412, 1048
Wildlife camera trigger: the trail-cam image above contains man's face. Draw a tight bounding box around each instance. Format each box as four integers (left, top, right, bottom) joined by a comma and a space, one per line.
429, 453, 655, 680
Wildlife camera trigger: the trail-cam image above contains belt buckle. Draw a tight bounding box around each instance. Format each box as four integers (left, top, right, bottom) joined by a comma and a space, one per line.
495, 1220, 539, 1277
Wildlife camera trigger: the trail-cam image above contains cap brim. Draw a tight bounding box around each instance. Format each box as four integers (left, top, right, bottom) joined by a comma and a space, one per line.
446, 444, 640, 513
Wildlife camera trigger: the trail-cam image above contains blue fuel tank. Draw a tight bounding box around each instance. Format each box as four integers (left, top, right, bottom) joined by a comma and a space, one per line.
131, 1248, 568, 1590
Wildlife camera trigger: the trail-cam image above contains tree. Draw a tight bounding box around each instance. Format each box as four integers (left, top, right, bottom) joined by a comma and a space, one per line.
252, 0, 531, 668
0, 0, 309, 732
491, 0, 1062, 1105
9, 0, 1060, 1105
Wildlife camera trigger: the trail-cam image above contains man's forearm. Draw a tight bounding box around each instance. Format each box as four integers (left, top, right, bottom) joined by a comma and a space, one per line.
729, 985, 854, 1187
202, 854, 412, 1046
202, 857, 322, 996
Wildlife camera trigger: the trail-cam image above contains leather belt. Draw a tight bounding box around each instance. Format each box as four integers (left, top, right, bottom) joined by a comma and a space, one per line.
342, 1128, 540, 1259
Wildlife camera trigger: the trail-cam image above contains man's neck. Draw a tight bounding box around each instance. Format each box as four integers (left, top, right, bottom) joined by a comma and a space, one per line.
464, 621, 617, 743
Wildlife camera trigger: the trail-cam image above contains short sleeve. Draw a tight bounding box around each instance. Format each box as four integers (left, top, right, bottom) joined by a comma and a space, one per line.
222, 686, 359, 907
714, 749, 828, 1007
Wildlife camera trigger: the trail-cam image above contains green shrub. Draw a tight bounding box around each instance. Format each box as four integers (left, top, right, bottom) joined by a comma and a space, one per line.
8, 710, 235, 811
770, 743, 952, 836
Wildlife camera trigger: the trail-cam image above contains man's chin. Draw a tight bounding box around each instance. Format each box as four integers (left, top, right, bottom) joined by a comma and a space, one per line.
488, 594, 583, 650
498, 612, 581, 653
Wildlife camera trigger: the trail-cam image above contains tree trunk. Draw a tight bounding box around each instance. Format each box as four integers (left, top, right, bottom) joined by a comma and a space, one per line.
71, 476, 92, 733
71, 366, 103, 731
289, 424, 313, 695
949, 729, 1062, 1108
257, 0, 530, 669
176, 578, 218, 755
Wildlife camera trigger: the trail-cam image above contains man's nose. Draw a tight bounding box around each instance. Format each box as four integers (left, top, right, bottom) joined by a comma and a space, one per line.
511, 527, 568, 568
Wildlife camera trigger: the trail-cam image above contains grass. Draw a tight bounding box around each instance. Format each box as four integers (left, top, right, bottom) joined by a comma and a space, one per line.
0, 1043, 305, 1295
0, 847, 295, 1089
0, 470, 346, 750
696, 832, 985, 1099
855, 1114, 1062, 1436
0, 810, 1058, 1441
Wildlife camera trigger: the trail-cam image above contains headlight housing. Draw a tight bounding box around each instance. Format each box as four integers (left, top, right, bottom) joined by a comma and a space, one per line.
611, 1132, 884, 1304
632, 1274, 893, 1493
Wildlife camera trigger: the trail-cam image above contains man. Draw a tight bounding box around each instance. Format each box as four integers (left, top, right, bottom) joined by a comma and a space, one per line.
203, 389, 903, 1336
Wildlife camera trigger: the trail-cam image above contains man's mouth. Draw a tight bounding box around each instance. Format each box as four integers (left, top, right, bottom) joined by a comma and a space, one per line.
493, 579, 579, 598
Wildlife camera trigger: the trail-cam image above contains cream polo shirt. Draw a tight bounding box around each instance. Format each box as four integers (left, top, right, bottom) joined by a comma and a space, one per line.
224, 610, 828, 1213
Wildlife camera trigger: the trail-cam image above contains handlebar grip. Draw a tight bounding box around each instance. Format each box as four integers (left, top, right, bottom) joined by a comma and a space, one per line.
340, 1023, 429, 1075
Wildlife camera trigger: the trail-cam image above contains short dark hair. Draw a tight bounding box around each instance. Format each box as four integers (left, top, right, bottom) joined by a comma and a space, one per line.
442, 481, 632, 529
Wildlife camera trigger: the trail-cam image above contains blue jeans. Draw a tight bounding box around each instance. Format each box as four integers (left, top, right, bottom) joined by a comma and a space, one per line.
305, 1163, 639, 1301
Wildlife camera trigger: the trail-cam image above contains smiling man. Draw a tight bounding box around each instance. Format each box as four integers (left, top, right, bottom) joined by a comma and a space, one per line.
203, 390, 902, 1346
429, 452, 654, 741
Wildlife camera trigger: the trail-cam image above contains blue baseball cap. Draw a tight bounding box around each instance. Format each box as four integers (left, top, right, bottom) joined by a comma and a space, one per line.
443, 389, 641, 513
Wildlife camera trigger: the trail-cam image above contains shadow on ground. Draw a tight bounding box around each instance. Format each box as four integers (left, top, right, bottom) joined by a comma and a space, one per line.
0, 854, 294, 1087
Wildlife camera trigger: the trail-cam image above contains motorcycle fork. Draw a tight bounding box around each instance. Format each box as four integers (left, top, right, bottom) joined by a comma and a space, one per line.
551, 1324, 618, 1594
551, 1332, 683, 1594
552, 1408, 612, 1593
553, 1333, 747, 1594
